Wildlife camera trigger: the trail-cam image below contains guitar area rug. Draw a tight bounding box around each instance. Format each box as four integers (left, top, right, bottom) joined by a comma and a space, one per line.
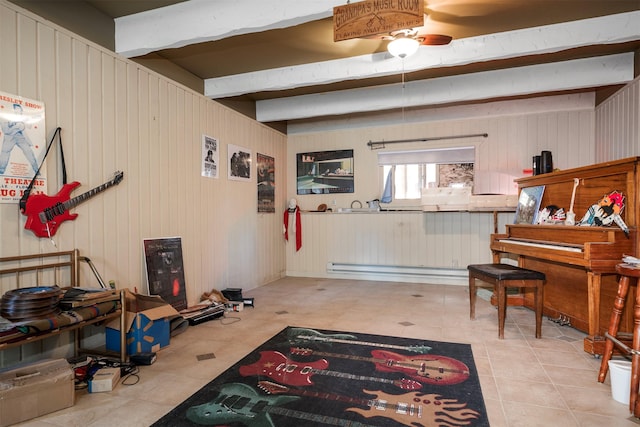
152, 326, 489, 427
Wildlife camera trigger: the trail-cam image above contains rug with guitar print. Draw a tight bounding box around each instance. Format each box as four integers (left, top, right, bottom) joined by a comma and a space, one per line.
152, 326, 489, 427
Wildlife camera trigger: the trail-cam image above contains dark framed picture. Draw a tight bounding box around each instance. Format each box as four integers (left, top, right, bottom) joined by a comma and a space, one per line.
296, 149, 354, 194
143, 237, 187, 311
514, 185, 545, 224
257, 153, 275, 213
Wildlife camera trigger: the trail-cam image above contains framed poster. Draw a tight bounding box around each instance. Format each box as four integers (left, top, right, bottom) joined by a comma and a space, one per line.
0, 91, 47, 203
296, 149, 354, 194
143, 237, 188, 311
514, 186, 545, 224
202, 134, 219, 178
257, 153, 275, 213
228, 144, 252, 181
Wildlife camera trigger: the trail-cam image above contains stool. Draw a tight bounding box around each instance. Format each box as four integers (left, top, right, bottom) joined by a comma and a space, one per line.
598, 263, 640, 416
468, 263, 545, 339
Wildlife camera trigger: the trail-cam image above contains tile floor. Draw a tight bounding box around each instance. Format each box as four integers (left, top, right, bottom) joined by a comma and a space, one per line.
12, 276, 640, 426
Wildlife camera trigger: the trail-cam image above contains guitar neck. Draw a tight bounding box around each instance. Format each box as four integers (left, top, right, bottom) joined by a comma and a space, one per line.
302, 349, 377, 364
293, 335, 430, 353
260, 381, 367, 406
64, 180, 116, 211
312, 368, 395, 385
266, 406, 377, 427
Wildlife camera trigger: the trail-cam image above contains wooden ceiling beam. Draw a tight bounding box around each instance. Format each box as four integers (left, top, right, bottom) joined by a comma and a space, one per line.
255, 53, 634, 122
115, 0, 346, 58
205, 11, 640, 99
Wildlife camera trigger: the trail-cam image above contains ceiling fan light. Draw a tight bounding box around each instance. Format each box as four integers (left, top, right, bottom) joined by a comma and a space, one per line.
388, 37, 420, 58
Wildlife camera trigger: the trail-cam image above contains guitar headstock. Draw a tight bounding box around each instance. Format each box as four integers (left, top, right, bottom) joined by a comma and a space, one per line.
290, 347, 313, 356
394, 378, 423, 390
258, 381, 289, 395
112, 171, 124, 184
408, 345, 433, 354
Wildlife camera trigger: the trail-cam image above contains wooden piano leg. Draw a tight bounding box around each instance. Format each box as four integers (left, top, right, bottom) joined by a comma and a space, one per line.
598, 275, 630, 383
587, 272, 601, 338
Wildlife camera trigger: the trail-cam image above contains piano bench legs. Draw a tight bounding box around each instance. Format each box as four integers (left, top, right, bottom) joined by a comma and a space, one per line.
599, 263, 640, 417
468, 263, 546, 339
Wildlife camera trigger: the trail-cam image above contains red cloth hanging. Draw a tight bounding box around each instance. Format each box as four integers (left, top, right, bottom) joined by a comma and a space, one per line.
283, 207, 302, 251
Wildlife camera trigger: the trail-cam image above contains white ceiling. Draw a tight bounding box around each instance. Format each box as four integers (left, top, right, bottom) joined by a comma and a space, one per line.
9, 0, 640, 128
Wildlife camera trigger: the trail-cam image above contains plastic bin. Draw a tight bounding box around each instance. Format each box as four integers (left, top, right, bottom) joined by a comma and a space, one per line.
608, 360, 632, 405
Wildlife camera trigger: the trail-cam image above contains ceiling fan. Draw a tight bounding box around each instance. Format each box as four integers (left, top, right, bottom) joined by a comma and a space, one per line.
365, 19, 453, 58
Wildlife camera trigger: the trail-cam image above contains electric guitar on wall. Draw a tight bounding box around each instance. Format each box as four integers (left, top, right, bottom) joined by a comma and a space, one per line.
22, 171, 124, 238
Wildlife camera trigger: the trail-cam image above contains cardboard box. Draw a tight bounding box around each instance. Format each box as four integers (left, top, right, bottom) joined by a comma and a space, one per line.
0, 358, 75, 427
88, 367, 120, 393
105, 289, 179, 355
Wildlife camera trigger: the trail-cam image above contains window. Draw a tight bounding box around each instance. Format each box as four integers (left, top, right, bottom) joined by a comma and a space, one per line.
379, 147, 475, 201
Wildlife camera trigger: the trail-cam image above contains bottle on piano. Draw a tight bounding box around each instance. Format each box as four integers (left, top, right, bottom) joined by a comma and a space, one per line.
532, 155, 541, 175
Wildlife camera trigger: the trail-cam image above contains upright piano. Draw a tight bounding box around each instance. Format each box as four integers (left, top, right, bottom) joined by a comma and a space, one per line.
490, 157, 639, 355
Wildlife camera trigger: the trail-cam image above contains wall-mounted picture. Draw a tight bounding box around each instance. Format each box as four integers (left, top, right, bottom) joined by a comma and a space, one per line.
0, 90, 47, 204
202, 134, 219, 178
228, 144, 252, 181
296, 149, 354, 194
514, 185, 545, 224
257, 153, 275, 213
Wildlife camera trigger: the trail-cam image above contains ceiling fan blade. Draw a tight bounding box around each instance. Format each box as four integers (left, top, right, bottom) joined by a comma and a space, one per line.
420, 34, 453, 45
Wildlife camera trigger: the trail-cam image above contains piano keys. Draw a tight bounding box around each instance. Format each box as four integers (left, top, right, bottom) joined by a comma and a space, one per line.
490, 157, 639, 355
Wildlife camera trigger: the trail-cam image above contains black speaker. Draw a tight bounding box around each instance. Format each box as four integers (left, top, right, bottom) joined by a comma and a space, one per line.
540, 151, 553, 174
222, 288, 243, 301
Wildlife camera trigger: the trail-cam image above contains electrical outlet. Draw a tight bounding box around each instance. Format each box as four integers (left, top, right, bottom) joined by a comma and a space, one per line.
452, 259, 459, 268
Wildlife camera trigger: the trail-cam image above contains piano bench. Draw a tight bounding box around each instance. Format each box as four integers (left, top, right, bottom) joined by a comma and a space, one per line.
468, 263, 546, 339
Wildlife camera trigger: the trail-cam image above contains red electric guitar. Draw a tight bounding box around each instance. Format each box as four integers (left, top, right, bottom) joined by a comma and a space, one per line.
22, 171, 124, 238
239, 350, 422, 390
290, 347, 470, 385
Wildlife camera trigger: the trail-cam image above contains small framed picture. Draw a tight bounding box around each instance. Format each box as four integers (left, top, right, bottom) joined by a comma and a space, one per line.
514, 185, 545, 224
228, 144, 252, 181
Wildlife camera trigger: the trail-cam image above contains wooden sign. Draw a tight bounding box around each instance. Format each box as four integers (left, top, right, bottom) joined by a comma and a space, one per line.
333, 0, 424, 42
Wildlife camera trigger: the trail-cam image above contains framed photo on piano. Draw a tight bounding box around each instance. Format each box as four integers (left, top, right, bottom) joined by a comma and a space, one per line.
514, 185, 545, 224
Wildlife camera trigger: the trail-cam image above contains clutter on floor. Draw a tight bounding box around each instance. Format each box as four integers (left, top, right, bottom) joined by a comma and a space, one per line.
0, 358, 75, 427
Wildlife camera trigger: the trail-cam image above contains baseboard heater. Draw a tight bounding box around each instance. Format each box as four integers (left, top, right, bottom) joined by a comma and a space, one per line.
326, 262, 467, 284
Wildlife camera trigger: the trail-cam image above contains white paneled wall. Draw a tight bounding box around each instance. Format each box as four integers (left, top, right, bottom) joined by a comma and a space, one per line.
286, 211, 513, 284
286, 95, 597, 282
595, 76, 640, 162
0, 2, 287, 304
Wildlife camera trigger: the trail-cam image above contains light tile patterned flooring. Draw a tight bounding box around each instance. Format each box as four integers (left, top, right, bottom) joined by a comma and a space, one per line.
14, 276, 640, 426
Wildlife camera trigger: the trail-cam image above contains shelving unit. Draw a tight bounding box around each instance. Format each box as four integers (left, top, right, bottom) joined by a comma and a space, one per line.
0, 250, 126, 362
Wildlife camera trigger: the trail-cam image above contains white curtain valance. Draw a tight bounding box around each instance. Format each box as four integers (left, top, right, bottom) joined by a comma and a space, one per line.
377, 146, 475, 165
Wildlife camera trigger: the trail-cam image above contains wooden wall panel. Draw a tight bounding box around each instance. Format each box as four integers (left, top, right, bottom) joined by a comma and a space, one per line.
0, 2, 287, 307
596, 76, 640, 162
